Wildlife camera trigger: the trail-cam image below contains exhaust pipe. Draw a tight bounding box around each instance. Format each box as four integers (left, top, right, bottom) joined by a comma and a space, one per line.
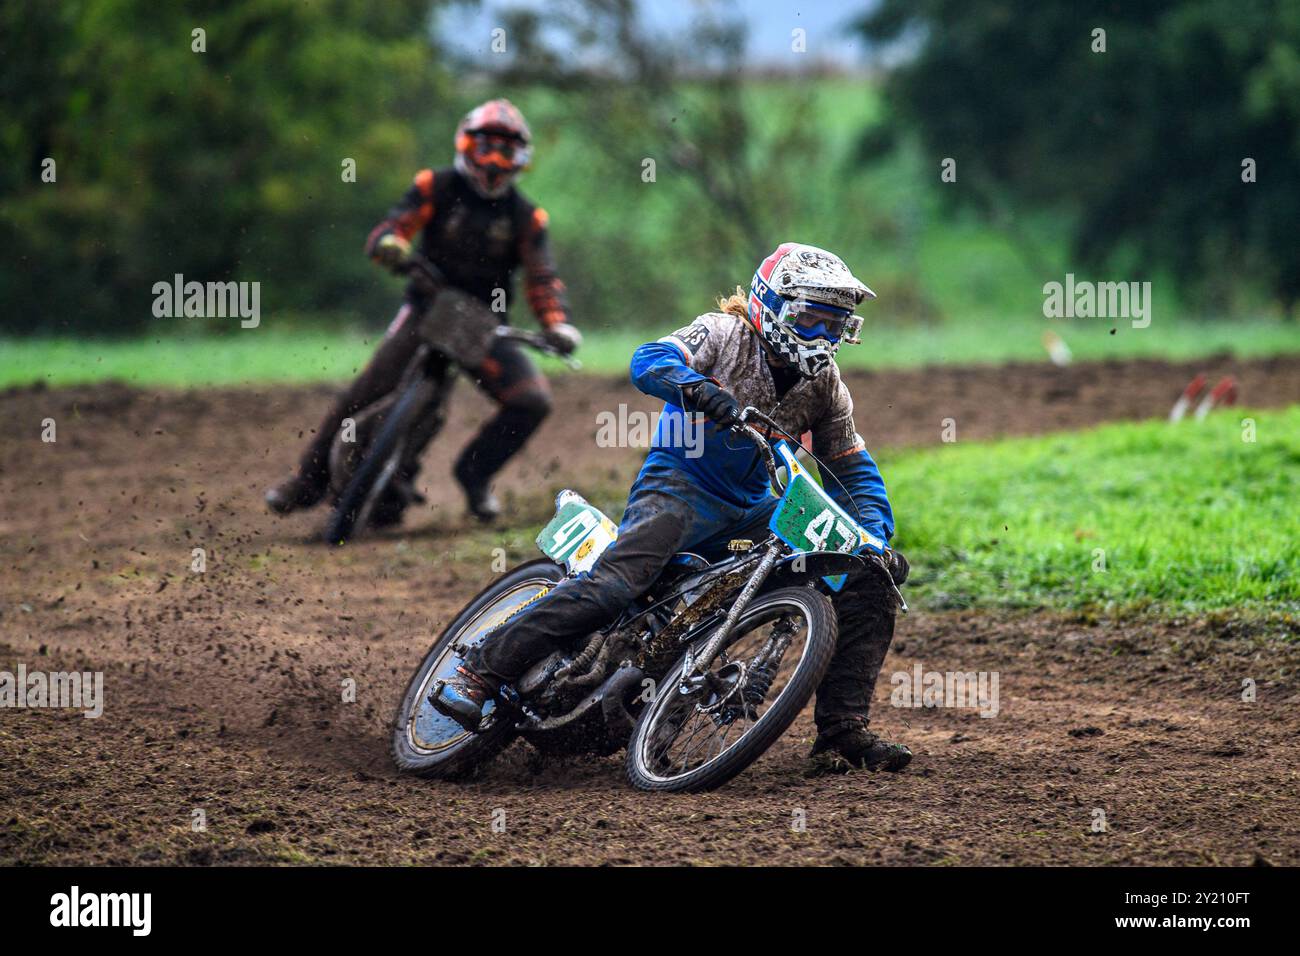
600, 665, 646, 740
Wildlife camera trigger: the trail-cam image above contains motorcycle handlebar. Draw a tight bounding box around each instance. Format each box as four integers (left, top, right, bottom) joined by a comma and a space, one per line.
394, 251, 446, 287
733, 407, 784, 493
495, 326, 582, 369
399, 253, 581, 369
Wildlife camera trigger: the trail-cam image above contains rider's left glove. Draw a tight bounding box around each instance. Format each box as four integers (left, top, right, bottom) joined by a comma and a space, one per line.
688, 381, 742, 428
373, 233, 412, 271
544, 323, 582, 356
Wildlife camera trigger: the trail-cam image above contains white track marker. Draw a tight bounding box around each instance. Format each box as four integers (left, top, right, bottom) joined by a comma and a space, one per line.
1042, 330, 1072, 367
1169, 373, 1207, 422
1194, 376, 1238, 421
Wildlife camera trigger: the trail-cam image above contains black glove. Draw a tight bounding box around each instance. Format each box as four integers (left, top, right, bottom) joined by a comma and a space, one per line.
884, 548, 909, 586
689, 381, 742, 427
373, 234, 411, 271
543, 323, 582, 356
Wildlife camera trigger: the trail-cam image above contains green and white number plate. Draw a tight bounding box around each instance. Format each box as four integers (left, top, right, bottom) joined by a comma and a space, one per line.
769, 444, 881, 590
536, 493, 619, 574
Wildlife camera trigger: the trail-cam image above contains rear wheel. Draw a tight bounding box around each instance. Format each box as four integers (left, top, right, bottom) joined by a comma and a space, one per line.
389, 560, 566, 779
625, 586, 837, 793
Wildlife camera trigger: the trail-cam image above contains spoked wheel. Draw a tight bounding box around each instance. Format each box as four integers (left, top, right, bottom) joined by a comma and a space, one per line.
625, 586, 837, 793
389, 560, 565, 778
324, 375, 437, 545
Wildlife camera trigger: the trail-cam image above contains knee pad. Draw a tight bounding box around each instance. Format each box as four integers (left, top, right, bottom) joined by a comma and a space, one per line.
506, 388, 552, 423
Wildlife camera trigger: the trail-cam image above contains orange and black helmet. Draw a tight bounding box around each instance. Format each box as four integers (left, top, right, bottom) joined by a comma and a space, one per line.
454, 99, 532, 198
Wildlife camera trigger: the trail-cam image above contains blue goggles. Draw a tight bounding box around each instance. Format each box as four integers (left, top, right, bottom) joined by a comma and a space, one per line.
781, 299, 861, 344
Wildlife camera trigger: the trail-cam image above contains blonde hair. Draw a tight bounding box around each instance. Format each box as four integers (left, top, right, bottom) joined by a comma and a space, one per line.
716, 285, 749, 320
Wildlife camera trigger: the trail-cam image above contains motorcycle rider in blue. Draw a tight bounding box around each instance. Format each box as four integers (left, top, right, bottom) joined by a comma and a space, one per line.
434, 243, 913, 772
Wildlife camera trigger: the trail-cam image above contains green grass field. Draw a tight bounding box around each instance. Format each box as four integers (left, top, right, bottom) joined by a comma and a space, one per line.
4, 314, 1297, 389
885, 406, 1299, 617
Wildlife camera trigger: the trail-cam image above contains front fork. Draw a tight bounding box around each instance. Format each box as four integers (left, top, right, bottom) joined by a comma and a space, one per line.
679, 539, 782, 689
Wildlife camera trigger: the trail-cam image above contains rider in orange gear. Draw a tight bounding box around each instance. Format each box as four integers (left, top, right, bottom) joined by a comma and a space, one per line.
267, 99, 579, 523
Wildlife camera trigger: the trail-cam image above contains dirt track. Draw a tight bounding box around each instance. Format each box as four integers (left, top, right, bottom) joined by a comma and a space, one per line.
3, 355, 1299, 865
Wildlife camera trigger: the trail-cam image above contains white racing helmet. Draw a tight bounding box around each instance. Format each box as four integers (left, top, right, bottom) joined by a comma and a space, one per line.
747, 242, 875, 378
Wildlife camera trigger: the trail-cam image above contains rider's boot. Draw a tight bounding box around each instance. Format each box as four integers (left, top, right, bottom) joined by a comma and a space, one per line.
429, 664, 500, 732
369, 494, 407, 529
807, 725, 912, 774
453, 461, 501, 523
369, 476, 427, 528
265, 473, 327, 515
453, 396, 551, 523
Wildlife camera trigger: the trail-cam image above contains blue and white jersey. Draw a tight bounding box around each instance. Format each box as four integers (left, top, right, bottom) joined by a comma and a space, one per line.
628, 312, 894, 549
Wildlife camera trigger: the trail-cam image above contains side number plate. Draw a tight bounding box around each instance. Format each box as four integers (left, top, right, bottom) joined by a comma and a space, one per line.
536, 501, 618, 574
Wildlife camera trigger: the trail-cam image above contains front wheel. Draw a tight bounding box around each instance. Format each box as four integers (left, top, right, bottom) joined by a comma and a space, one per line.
626, 586, 837, 793
324, 375, 438, 545
389, 559, 566, 778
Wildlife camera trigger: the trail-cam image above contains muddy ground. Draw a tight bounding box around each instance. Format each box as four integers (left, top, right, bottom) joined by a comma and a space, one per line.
2, 354, 1299, 866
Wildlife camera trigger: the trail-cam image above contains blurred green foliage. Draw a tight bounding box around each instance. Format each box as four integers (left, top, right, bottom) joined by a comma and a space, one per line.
0, 0, 453, 334
857, 0, 1300, 314
2, 0, 1296, 344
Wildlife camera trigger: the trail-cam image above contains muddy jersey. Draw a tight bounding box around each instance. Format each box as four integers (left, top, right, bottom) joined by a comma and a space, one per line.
365, 167, 568, 327
628, 312, 894, 546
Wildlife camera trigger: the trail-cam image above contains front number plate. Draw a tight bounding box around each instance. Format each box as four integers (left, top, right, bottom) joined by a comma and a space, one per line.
768, 445, 880, 590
